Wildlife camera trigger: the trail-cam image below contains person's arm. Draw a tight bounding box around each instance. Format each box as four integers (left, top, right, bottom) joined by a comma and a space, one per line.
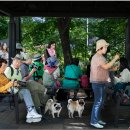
23, 68, 36, 81
101, 54, 120, 70
0, 82, 13, 93
0, 81, 18, 93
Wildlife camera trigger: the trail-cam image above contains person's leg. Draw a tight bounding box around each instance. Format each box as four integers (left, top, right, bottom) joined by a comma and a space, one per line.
26, 80, 46, 92
31, 92, 42, 108
26, 81, 46, 107
19, 88, 34, 108
90, 83, 105, 124
19, 89, 42, 123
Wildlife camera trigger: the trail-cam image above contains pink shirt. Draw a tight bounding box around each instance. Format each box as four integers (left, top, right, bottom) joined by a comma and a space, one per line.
47, 48, 56, 57
90, 53, 109, 83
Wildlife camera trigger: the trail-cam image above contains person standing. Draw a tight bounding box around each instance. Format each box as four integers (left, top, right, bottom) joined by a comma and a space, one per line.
90, 39, 120, 129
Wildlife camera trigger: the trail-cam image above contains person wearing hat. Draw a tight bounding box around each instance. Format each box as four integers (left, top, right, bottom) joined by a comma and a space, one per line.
43, 56, 61, 95
20, 53, 49, 114
90, 39, 120, 129
4, 54, 42, 123
29, 54, 44, 84
16, 43, 23, 55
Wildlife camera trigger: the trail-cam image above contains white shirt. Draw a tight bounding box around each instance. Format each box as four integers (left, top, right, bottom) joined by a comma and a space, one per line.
114, 68, 130, 84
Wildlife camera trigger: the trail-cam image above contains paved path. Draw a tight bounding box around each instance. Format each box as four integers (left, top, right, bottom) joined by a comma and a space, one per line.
0, 97, 130, 129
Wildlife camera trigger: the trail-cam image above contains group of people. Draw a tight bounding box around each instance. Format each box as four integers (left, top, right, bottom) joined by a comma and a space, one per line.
0, 39, 130, 127
0, 41, 59, 123
0, 40, 87, 123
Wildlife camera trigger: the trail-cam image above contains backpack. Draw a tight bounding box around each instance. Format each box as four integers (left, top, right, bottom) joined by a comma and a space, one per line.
80, 75, 89, 89
9, 66, 14, 77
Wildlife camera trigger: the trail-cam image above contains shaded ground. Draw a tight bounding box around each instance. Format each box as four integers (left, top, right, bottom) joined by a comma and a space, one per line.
0, 96, 130, 129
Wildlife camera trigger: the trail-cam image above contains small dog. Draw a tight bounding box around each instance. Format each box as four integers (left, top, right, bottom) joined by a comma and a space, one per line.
44, 99, 62, 118
67, 99, 85, 118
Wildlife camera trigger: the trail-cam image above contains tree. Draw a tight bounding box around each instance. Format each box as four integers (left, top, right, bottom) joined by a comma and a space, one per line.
57, 17, 72, 66
21, 17, 127, 67
0, 16, 8, 40
89, 18, 127, 59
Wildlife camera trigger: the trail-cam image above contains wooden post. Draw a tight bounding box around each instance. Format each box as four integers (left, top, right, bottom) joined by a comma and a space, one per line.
8, 16, 16, 65
126, 18, 130, 66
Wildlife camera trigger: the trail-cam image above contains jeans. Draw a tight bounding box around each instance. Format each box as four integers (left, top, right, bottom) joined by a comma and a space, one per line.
19, 88, 34, 108
90, 83, 105, 124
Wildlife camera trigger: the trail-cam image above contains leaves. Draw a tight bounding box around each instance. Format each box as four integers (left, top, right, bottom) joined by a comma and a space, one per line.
0, 16, 8, 40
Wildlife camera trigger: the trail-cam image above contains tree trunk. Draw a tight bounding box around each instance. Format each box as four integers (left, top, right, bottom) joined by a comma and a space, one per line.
57, 17, 72, 67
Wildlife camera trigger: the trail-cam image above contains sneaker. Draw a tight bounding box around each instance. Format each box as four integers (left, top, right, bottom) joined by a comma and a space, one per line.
26, 108, 42, 119
90, 123, 104, 129
26, 117, 42, 123
98, 120, 106, 125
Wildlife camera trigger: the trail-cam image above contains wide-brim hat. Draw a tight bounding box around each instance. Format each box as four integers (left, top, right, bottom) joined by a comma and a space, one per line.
11, 54, 22, 61
96, 39, 109, 51
33, 54, 42, 61
47, 56, 59, 67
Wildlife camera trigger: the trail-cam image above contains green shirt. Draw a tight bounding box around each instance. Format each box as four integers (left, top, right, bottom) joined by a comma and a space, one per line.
29, 61, 44, 81
62, 64, 82, 89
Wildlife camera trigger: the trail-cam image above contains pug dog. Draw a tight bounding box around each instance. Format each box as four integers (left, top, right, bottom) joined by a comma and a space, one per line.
67, 99, 85, 118
44, 99, 62, 118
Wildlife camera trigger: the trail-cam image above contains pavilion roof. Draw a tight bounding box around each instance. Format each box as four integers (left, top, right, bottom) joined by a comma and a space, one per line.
0, 1, 130, 17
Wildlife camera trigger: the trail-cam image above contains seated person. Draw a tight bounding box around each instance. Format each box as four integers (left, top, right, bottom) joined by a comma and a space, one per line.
0, 58, 42, 123
44, 41, 56, 65
20, 53, 49, 113
114, 57, 130, 92
29, 54, 44, 84
43, 56, 61, 93
62, 58, 82, 89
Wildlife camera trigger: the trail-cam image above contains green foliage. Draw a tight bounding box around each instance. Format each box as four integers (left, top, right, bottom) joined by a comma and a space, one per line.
89, 18, 127, 60
0, 16, 127, 69
21, 17, 67, 64
0, 16, 8, 39
21, 17, 127, 65
70, 18, 88, 61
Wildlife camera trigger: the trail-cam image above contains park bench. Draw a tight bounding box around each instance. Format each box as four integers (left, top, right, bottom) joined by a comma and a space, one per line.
45, 80, 93, 101
54, 87, 89, 102
113, 83, 130, 127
